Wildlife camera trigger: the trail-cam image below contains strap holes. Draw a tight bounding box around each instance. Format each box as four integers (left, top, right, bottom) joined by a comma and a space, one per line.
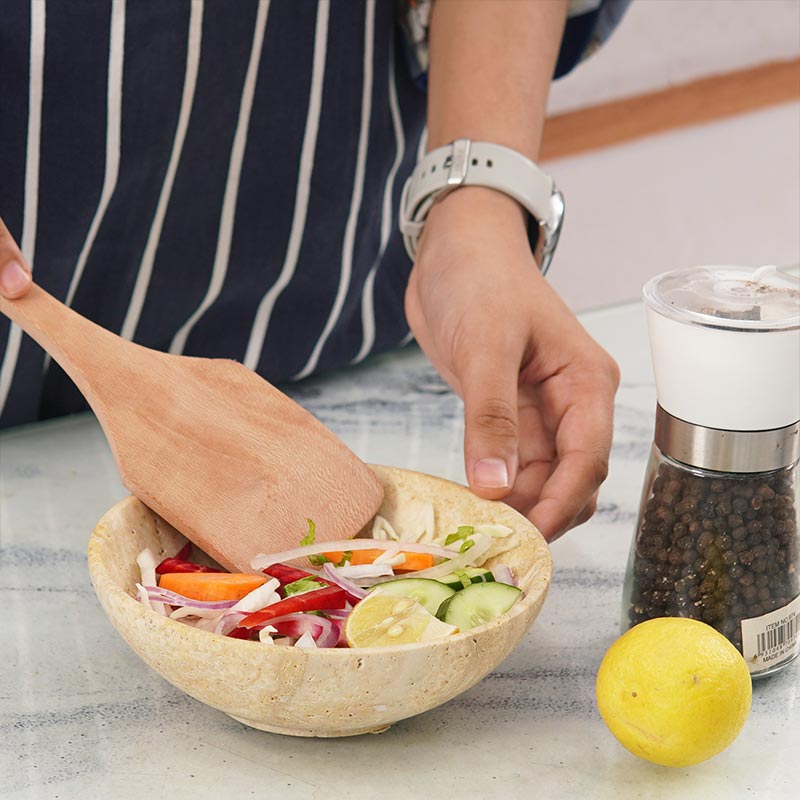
431, 165, 436, 172
486, 159, 494, 168
471, 158, 478, 166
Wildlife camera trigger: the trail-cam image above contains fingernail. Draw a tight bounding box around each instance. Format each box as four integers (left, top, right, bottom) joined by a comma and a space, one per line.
474, 458, 509, 489
0, 261, 30, 295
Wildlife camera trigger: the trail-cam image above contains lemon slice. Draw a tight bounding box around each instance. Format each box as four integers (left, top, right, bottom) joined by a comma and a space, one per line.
344, 589, 458, 647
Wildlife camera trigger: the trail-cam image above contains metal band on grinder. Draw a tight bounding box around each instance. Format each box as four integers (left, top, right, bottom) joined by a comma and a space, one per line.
654, 405, 800, 474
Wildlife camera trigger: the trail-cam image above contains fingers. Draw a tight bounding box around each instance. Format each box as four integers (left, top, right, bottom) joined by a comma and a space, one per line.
529, 451, 608, 541
0, 217, 32, 298
528, 391, 615, 540
459, 344, 524, 501
497, 399, 554, 513
406, 264, 527, 502
501, 458, 553, 516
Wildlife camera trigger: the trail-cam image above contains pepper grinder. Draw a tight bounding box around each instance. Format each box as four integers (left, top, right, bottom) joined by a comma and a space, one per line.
623, 265, 800, 677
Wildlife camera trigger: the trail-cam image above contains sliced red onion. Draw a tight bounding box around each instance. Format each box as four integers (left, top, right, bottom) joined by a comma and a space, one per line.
142, 585, 238, 610
294, 631, 318, 648
323, 607, 353, 620
137, 550, 167, 616
135, 583, 156, 613
214, 609, 249, 636
251, 538, 454, 571
321, 562, 367, 599
492, 563, 516, 586
248, 612, 341, 648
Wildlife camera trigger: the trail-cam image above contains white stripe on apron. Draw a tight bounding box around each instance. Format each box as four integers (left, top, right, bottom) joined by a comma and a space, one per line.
0, 0, 47, 415
294, 0, 376, 380
243, 0, 331, 372
352, 31, 405, 365
62, 0, 126, 312
169, 0, 270, 356
120, 0, 204, 342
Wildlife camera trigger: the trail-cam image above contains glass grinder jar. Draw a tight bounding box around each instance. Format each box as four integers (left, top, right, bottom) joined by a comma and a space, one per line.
623, 266, 800, 677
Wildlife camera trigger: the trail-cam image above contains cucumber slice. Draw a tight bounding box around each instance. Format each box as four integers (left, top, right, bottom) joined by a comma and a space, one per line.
437, 582, 522, 630
369, 578, 456, 616
437, 567, 495, 590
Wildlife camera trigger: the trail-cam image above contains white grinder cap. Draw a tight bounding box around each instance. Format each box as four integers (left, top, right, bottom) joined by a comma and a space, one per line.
643, 266, 800, 431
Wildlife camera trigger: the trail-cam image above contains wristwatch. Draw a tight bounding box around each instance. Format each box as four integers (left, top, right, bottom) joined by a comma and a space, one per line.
399, 139, 565, 275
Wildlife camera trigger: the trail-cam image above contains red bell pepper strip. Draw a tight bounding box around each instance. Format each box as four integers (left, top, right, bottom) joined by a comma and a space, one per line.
156, 541, 221, 574
155, 557, 220, 575
236, 585, 346, 630
175, 542, 192, 561
262, 563, 316, 586
263, 563, 361, 605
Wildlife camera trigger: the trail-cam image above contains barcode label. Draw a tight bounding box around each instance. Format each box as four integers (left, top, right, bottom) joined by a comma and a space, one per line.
756, 616, 797, 656
741, 594, 800, 673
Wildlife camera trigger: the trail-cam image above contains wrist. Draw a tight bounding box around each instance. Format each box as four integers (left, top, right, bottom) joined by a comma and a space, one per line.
424, 186, 528, 243
399, 139, 564, 273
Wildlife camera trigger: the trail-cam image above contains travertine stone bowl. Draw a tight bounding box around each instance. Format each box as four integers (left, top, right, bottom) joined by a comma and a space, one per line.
88, 466, 552, 737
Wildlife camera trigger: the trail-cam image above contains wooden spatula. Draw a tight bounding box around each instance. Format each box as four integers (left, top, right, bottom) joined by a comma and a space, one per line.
0, 284, 384, 572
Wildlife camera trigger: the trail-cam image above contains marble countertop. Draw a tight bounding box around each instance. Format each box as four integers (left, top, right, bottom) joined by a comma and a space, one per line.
1, 301, 796, 800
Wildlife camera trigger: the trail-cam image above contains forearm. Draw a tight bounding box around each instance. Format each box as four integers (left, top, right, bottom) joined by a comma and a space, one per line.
407, 2, 619, 536
426, 0, 568, 160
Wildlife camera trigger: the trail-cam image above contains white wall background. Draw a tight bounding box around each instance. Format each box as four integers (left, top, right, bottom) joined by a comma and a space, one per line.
548, 0, 800, 114
542, 0, 800, 312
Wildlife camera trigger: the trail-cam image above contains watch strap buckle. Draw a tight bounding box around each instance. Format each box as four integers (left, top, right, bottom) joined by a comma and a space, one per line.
446, 138, 471, 187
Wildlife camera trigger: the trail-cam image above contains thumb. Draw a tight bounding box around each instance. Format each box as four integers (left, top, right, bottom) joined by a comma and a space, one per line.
460, 349, 521, 501
0, 217, 33, 299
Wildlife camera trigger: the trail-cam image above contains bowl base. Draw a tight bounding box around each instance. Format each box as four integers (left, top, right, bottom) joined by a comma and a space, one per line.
228, 713, 392, 738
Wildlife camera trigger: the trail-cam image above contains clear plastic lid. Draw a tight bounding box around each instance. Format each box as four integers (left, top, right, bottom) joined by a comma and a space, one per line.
643, 265, 800, 332
642, 265, 800, 431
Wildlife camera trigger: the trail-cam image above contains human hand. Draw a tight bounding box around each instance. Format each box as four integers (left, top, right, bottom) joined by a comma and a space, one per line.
0, 217, 33, 299
404, 187, 620, 541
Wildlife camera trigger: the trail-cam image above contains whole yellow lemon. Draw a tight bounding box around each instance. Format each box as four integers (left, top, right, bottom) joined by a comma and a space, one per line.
596, 618, 752, 767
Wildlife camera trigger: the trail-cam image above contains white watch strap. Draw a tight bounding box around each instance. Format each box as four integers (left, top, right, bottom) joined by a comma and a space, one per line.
399, 139, 564, 273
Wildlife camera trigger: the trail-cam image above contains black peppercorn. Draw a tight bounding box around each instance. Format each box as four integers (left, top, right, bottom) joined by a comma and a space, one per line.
625, 454, 799, 659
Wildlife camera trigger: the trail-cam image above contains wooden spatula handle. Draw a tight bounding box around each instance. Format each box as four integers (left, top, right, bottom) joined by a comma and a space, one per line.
0, 283, 126, 397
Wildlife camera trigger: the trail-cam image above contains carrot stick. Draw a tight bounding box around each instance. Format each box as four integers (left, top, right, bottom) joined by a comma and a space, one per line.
158, 572, 267, 601
321, 549, 435, 572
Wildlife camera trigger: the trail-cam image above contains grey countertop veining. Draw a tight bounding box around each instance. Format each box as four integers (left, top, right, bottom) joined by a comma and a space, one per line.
1, 301, 796, 800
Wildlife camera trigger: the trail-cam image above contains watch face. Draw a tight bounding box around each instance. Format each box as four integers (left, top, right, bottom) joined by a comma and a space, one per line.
535, 189, 564, 275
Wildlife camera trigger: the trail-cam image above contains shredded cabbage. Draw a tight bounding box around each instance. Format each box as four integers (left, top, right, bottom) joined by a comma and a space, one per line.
258, 625, 278, 644
294, 630, 318, 648
136, 550, 167, 615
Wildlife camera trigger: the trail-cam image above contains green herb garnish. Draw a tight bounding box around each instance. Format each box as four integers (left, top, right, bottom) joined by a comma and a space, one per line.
452, 568, 472, 589
300, 518, 317, 546
445, 525, 475, 546
299, 518, 331, 566
284, 576, 327, 596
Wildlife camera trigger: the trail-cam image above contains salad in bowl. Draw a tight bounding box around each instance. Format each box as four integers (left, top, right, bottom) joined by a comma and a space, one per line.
89, 465, 552, 737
